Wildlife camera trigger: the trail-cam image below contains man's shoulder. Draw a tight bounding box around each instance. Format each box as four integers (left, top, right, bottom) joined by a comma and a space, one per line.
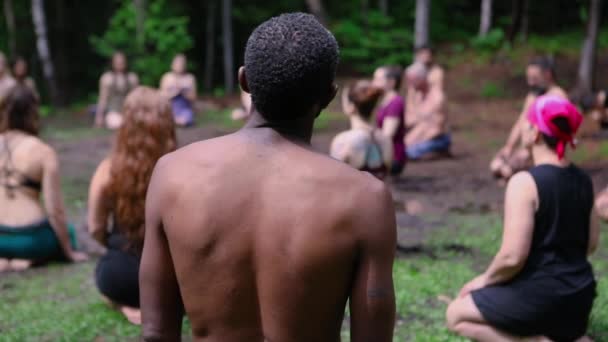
548, 86, 568, 99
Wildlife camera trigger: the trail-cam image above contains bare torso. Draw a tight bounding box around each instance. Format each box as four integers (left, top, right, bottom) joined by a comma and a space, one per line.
0, 132, 49, 226
143, 126, 396, 341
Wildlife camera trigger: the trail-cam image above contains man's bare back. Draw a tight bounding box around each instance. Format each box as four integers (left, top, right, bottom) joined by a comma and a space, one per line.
141, 127, 395, 341
140, 13, 396, 342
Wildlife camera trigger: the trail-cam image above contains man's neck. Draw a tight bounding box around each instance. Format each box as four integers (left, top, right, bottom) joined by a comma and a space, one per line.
244, 111, 315, 145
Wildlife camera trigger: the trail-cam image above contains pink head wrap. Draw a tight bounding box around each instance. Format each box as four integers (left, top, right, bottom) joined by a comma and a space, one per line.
526, 95, 583, 160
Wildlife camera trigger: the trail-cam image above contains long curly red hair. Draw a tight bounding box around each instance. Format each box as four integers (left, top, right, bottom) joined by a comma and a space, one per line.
106, 86, 176, 251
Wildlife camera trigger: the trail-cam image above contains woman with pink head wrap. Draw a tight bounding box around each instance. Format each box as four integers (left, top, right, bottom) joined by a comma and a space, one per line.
447, 96, 598, 341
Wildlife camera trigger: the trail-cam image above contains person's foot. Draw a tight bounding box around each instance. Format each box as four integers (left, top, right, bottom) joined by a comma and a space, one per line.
120, 306, 142, 325
0, 259, 9, 272
521, 336, 553, 342
9, 259, 33, 271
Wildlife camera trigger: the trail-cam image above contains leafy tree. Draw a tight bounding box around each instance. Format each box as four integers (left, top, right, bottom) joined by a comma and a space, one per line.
333, 11, 413, 73
90, 0, 193, 86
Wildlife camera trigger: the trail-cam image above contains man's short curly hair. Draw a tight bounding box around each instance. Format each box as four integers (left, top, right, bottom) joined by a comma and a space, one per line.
244, 13, 339, 121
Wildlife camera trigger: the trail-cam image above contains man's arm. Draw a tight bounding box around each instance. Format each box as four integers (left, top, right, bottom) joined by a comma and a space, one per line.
140, 158, 184, 341
503, 94, 535, 155
349, 180, 396, 342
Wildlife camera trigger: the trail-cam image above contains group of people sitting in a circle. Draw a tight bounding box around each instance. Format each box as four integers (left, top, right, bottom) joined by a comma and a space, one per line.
94, 52, 197, 129
0, 12, 604, 341
331, 46, 451, 180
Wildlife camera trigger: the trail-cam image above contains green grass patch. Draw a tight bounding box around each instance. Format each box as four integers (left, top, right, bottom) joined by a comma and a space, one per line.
1, 213, 606, 341
480, 82, 506, 99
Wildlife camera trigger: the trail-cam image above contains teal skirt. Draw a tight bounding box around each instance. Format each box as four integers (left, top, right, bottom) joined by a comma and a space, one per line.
0, 220, 77, 260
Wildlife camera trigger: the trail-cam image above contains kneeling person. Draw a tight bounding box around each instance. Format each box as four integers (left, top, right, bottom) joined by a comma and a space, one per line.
447, 96, 597, 341
88, 87, 176, 324
331, 80, 393, 180
405, 63, 451, 160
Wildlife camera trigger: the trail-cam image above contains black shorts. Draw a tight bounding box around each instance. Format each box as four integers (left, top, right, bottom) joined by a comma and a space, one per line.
472, 278, 596, 341
95, 248, 140, 308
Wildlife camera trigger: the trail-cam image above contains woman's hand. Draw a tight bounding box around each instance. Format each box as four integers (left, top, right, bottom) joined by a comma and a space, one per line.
67, 250, 89, 263
458, 274, 487, 298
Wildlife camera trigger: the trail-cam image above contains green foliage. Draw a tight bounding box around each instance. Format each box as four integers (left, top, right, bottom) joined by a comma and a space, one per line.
470, 28, 505, 53
480, 82, 506, 99
89, 0, 193, 86
332, 11, 413, 73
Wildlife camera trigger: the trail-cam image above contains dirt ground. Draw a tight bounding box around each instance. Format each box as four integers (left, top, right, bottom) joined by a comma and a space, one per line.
45, 55, 608, 255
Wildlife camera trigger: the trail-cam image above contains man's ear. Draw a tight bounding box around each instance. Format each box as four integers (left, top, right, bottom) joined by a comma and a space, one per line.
238, 66, 250, 93
320, 83, 338, 110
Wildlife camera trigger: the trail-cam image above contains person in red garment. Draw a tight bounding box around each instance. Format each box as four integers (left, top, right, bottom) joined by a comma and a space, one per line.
140, 13, 396, 342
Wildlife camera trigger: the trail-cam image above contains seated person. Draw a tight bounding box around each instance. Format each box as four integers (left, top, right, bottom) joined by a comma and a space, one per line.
231, 89, 252, 121
580, 89, 608, 131
490, 57, 568, 181
12, 56, 39, 100
140, 13, 396, 342
160, 54, 197, 127
372, 65, 406, 175
94, 51, 139, 130
0, 86, 87, 272
330, 80, 393, 180
595, 186, 608, 221
0, 52, 16, 104
405, 63, 451, 160
412, 44, 444, 89
447, 96, 597, 342
88, 87, 176, 324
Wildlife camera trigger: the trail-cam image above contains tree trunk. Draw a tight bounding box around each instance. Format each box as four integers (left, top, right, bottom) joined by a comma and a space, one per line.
520, 0, 529, 42
574, 0, 602, 97
507, 0, 521, 42
305, 0, 328, 27
222, 0, 235, 94
53, 0, 68, 104
133, 0, 146, 51
379, 0, 388, 15
507, 0, 525, 43
414, 0, 430, 48
361, 0, 369, 31
479, 0, 492, 37
32, 0, 59, 105
3, 0, 16, 58
204, 0, 216, 92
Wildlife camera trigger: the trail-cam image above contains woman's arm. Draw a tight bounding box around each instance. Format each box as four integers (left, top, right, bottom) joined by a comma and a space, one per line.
460, 172, 536, 296
381, 117, 399, 139
185, 74, 197, 102
95, 74, 110, 127
87, 159, 112, 246
42, 145, 87, 261
589, 208, 601, 255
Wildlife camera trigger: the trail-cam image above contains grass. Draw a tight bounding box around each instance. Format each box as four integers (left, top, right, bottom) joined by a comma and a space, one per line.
480, 82, 507, 99
2, 213, 607, 341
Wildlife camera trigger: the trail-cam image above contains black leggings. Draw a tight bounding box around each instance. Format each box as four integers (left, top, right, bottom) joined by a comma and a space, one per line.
95, 248, 140, 308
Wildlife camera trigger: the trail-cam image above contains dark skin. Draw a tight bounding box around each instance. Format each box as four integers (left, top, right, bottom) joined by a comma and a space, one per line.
140, 67, 397, 341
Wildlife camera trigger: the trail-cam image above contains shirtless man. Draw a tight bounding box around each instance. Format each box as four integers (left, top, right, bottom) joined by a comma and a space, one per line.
0, 52, 16, 104
414, 44, 444, 89
581, 89, 608, 131
140, 13, 396, 342
405, 63, 451, 160
490, 57, 568, 181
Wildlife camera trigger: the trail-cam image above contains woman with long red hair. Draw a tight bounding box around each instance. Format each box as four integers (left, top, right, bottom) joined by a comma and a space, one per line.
87, 86, 176, 325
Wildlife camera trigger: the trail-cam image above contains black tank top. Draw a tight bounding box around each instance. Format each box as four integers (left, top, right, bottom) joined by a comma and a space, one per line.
521, 164, 595, 290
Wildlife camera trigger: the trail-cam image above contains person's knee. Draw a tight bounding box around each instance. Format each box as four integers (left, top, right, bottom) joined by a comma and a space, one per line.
445, 300, 462, 332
